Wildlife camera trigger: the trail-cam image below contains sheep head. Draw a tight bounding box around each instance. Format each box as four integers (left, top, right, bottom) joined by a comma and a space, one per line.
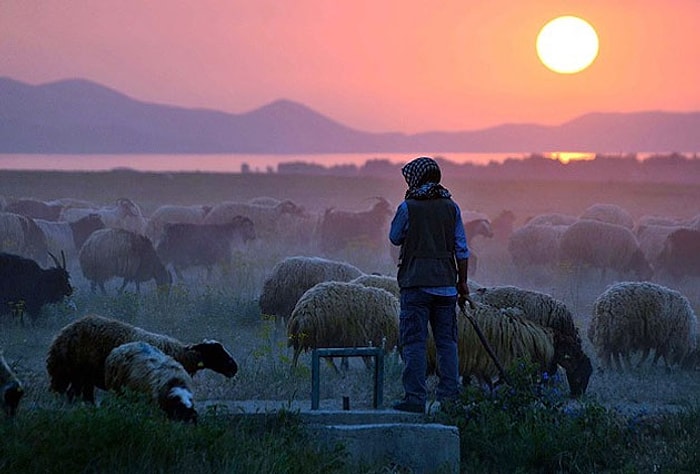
2, 380, 24, 417
554, 332, 592, 398
189, 340, 238, 378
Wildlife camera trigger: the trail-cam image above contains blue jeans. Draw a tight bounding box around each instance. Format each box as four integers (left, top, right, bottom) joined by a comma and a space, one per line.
398, 288, 460, 405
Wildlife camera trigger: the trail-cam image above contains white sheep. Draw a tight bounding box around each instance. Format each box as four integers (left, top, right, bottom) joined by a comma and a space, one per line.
588, 281, 698, 370
559, 219, 653, 281
525, 213, 578, 226
0, 211, 49, 266
204, 199, 305, 238
78, 228, 171, 294
105, 341, 197, 423
507, 223, 569, 270
60, 198, 147, 236
350, 274, 400, 298
35, 213, 105, 270
635, 223, 685, 269
429, 303, 556, 391
144, 204, 212, 244
287, 281, 399, 370
580, 203, 634, 229
259, 255, 364, 323
0, 351, 24, 417
470, 285, 592, 397
46, 313, 239, 403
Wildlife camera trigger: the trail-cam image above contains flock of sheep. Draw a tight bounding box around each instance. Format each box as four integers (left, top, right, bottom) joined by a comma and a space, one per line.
1, 192, 699, 419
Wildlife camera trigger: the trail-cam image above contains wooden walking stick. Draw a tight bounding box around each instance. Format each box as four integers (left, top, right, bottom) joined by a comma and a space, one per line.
458, 295, 512, 386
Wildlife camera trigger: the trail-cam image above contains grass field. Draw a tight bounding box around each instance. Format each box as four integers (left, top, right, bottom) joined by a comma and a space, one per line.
1, 169, 699, 472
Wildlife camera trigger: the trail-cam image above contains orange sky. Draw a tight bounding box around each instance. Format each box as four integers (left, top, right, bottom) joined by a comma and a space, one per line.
2, 0, 700, 133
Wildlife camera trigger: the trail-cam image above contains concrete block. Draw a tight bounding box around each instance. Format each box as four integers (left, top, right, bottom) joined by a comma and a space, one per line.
308, 422, 460, 474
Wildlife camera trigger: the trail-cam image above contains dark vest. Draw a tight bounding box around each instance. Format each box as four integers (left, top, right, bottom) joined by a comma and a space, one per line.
397, 198, 458, 288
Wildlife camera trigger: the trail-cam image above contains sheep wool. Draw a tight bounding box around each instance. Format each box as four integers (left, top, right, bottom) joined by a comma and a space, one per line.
471, 285, 592, 397
287, 281, 400, 368
589, 281, 698, 370
350, 274, 400, 298
259, 256, 364, 322
428, 303, 556, 390
46, 314, 238, 403
105, 341, 197, 423
0, 351, 24, 417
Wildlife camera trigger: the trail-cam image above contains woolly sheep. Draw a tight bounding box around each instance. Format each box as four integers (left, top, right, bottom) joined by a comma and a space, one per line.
287, 281, 400, 370
350, 274, 400, 298
204, 199, 305, 238
144, 204, 212, 243
0, 351, 24, 417
580, 203, 634, 229
46, 314, 238, 403
525, 213, 578, 226
319, 197, 392, 253
0, 211, 50, 266
35, 213, 105, 270
105, 341, 198, 423
588, 282, 698, 370
559, 219, 653, 281
635, 223, 684, 269
78, 228, 171, 294
60, 198, 147, 236
471, 285, 592, 397
259, 256, 364, 323
5, 197, 63, 221
508, 223, 569, 269
429, 303, 556, 391
655, 228, 700, 282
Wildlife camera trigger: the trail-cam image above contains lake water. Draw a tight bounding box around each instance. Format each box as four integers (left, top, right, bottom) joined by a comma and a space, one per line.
0, 152, 535, 173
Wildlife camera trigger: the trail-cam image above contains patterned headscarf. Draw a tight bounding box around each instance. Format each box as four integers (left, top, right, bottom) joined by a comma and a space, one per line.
401, 156, 451, 200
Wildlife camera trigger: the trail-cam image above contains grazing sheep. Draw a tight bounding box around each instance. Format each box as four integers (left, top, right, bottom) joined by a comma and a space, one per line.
287, 281, 399, 370
588, 281, 698, 370
580, 203, 634, 229
655, 228, 700, 282
350, 274, 400, 298
525, 213, 578, 226
144, 204, 212, 244
203, 199, 305, 238
259, 256, 364, 323
429, 303, 557, 391
35, 213, 105, 269
0, 251, 72, 318
60, 198, 147, 236
79, 228, 171, 294
0, 211, 50, 266
635, 223, 684, 270
5, 197, 63, 221
0, 351, 24, 417
46, 314, 238, 403
319, 197, 392, 253
471, 285, 592, 397
105, 341, 198, 423
490, 209, 516, 242
508, 224, 569, 269
559, 219, 653, 281
155, 216, 255, 280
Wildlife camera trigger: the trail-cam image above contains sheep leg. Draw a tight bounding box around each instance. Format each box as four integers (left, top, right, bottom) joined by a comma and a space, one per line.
636, 348, 651, 368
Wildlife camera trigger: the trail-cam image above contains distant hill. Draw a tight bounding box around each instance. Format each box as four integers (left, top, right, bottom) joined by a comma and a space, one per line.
1, 77, 700, 153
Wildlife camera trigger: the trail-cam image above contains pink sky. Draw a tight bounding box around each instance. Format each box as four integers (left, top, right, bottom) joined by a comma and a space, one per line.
2, 0, 700, 133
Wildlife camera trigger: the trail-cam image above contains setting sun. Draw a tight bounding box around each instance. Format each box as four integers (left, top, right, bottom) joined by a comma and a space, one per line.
536, 16, 599, 74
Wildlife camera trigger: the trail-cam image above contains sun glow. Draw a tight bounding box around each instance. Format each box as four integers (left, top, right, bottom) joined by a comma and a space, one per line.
536, 16, 599, 74
546, 152, 596, 164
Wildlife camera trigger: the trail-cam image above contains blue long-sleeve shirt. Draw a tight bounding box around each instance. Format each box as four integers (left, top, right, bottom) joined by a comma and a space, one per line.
389, 200, 470, 296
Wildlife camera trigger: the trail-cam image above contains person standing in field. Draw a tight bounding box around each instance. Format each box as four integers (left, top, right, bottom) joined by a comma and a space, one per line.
389, 156, 471, 414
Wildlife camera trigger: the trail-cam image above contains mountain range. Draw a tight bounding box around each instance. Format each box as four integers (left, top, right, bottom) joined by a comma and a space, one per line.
1, 77, 699, 154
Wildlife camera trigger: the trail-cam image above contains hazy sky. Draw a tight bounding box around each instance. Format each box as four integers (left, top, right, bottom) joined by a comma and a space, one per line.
3, 0, 700, 133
